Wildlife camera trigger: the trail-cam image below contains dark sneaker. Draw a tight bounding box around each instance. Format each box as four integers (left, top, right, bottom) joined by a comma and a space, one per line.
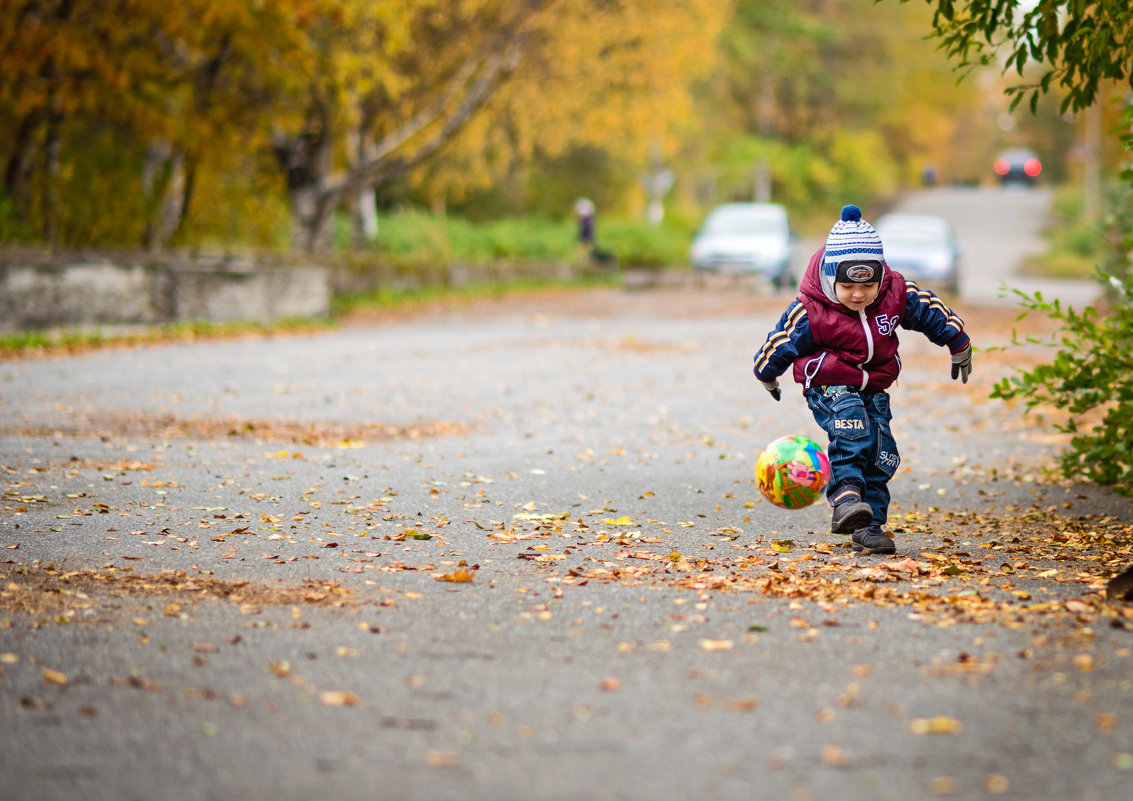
851, 525, 896, 555
830, 499, 874, 534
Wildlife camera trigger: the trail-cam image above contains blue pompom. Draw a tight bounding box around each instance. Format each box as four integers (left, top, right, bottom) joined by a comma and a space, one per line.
840, 204, 862, 222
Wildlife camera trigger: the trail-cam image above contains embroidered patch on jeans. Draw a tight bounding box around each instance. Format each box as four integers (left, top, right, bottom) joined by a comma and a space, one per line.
877, 448, 900, 471
830, 394, 870, 441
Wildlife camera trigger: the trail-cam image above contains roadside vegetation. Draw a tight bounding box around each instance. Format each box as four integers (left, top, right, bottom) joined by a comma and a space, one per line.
1024, 186, 1117, 280
992, 108, 1133, 497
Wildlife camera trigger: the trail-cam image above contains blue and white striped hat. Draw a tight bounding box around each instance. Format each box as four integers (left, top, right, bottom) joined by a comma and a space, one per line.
823, 204, 884, 269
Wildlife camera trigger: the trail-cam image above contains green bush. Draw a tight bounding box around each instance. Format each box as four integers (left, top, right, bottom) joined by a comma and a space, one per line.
476, 217, 577, 260
340, 208, 692, 269
990, 267, 1133, 496
370, 210, 455, 266
597, 220, 692, 268
1025, 186, 1111, 279
991, 102, 1133, 496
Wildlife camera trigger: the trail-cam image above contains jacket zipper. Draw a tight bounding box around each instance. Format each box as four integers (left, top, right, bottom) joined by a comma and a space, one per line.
858, 310, 872, 390
803, 353, 827, 390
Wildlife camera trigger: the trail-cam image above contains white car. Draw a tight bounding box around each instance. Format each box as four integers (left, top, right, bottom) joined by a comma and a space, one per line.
690, 203, 794, 288
875, 213, 961, 295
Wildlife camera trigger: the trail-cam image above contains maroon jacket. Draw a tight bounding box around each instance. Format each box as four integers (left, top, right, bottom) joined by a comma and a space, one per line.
754, 247, 969, 393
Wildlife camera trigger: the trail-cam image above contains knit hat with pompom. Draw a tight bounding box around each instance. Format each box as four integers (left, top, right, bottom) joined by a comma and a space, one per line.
823, 205, 884, 271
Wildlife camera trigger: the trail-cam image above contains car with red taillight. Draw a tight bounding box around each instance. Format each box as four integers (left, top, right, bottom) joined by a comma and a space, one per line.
994, 148, 1042, 185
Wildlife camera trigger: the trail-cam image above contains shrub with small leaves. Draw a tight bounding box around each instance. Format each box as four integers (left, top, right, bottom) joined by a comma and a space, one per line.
990, 268, 1133, 496
992, 97, 1133, 496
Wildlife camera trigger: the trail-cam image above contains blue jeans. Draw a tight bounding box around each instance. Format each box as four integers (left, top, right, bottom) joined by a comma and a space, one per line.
804, 386, 901, 525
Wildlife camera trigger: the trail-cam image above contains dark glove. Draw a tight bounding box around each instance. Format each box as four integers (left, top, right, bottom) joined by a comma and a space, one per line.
759, 378, 781, 402
950, 343, 972, 383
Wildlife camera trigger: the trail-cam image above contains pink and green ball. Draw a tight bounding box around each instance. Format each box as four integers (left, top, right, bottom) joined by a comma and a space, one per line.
755, 435, 831, 510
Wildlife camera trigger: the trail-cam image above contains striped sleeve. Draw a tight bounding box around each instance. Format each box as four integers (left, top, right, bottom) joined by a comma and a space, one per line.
900, 280, 968, 349
754, 300, 815, 382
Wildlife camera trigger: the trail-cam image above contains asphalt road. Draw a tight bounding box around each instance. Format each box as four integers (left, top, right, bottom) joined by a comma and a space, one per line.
891, 186, 1100, 308
2, 187, 1131, 801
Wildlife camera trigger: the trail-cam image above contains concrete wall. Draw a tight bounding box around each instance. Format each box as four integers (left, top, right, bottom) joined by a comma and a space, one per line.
0, 254, 330, 332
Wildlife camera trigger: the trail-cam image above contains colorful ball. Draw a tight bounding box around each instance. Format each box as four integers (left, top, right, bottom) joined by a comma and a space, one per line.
755, 435, 831, 510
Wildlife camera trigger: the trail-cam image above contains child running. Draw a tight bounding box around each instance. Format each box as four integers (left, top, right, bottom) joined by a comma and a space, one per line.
753, 204, 973, 554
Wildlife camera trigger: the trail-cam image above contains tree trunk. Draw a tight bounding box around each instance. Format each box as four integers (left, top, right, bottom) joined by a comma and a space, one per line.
352, 187, 379, 250
143, 147, 187, 251
289, 181, 334, 253
4, 114, 38, 205
42, 103, 62, 247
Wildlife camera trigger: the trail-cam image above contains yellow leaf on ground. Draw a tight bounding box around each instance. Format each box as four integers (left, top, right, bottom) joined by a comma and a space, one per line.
319, 690, 359, 707
910, 716, 963, 735
42, 668, 68, 686
699, 639, 734, 651
435, 569, 475, 583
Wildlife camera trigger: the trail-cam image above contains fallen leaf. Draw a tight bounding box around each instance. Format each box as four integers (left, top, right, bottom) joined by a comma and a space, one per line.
820, 744, 849, 767
724, 696, 760, 711
985, 774, 1009, 794
435, 569, 474, 583
881, 558, 924, 575
699, 639, 734, 652
604, 516, 635, 526
928, 776, 956, 795
425, 750, 461, 768
319, 690, 359, 707
910, 716, 963, 735
1097, 714, 1120, 732
600, 677, 621, 691
42, 668, 68, 686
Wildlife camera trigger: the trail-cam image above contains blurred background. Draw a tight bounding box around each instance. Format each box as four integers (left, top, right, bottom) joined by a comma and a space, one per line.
0, 0, 1127, 274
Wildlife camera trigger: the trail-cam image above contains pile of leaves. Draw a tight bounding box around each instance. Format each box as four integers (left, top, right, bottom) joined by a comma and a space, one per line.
0, 566, 357, 624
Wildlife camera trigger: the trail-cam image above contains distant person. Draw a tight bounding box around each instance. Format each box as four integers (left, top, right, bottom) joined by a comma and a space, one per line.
922, 164, 938, 186
753, 205, 972, 554
574, 197, 596, 252
573, 197, 616, 267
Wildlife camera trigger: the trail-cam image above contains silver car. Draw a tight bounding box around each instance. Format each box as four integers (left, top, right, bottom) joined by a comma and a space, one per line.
690, 203, 794, 288
875, 213, 961, 295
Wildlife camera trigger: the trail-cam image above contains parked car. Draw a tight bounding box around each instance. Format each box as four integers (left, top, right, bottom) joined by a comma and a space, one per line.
689, 203, 794, 288
875, 213, 961, 295
993, 148, 1042, 185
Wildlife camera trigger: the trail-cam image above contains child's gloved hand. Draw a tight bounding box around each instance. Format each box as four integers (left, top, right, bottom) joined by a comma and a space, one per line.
950, 343, 973, 383
759, 378, 782, 401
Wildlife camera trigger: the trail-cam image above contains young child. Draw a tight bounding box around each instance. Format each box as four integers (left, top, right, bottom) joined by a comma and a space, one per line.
753, 205, 973, 554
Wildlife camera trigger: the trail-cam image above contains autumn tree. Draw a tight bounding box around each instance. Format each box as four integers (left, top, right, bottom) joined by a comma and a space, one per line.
687, 0, 983, 209
408, 0, 728, 221
268, 0, 728, 253
0, 0, 301, 248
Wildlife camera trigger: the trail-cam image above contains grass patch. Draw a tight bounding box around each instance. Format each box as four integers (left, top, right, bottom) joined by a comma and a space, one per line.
1021, 187, 1110, 279
0, 318, 332, 361
333, 276, 619, 318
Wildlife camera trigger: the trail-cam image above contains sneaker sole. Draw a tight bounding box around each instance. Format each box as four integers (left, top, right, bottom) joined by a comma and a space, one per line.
851, 543, 896, 555
831, 503, 874, 534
